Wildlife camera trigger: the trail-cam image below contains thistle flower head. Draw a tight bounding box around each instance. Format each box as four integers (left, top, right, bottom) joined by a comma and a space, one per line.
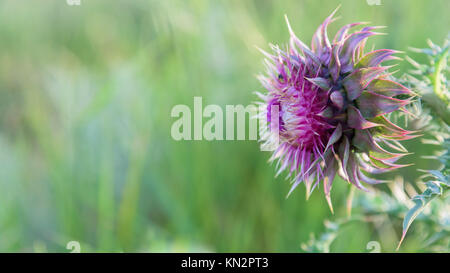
257, 8, 417, 210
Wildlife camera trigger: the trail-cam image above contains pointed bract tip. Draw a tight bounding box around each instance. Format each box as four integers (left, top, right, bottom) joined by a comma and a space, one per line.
397, 231, 407, 251
257, 8, 416, 207
328, 5, 341, 19
284, 14, 295, 36
326, 194, 334, 214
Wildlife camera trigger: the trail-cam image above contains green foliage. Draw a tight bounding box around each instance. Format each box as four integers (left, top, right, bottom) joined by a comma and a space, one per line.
399, 169, 449, 249
301, 220, 340, 253
0, 0, 448, 252
302, 38, 450, 254
396, 38, 450, 249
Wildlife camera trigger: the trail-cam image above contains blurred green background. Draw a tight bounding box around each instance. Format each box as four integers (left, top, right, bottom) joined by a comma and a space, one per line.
0, 0, 448, 252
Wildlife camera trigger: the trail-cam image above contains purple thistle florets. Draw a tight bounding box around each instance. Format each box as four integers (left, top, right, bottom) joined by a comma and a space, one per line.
256, 8, 418, 211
